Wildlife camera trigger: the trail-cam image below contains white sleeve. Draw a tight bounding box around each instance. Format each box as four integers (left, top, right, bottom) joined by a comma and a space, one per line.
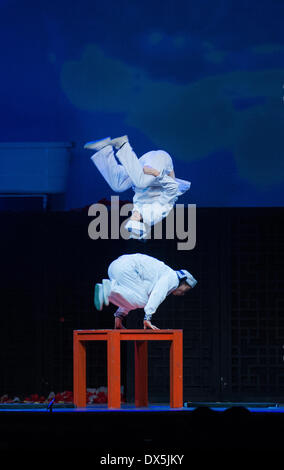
114, 307, 129, 319
155, 171, 179, 207
175, 177, 191, 196
144, 272, 179, 321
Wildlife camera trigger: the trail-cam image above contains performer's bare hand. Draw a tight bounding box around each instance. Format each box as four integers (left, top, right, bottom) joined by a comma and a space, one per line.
130, 210, 142, 221
143, 320, 159, 330
114, 317, 126, 329
143, 166, 160, 177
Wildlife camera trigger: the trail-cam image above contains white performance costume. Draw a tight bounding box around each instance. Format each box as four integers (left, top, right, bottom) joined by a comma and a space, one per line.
105, 253, 197, 322
90, 142, 191, 238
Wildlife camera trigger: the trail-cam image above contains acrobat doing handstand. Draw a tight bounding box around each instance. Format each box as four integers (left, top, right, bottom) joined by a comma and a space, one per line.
94, 253, 197, 330
84, 135, 191, 239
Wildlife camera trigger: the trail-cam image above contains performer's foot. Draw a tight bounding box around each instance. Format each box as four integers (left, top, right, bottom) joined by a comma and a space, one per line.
84, 137, 111, 151
94, 283, 104, 311
109, 135, 128, 150
102, 279, 111, 306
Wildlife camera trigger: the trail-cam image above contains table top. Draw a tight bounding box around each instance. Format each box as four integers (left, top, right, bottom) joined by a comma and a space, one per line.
74, 329, 183, 333
73, 329, 183, 341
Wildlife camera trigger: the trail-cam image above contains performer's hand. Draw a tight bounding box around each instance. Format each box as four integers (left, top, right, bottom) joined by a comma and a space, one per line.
143, 166, 160, 177
114, 317, 126, 329
143, 320, 159, 330
130, 210, 142, 221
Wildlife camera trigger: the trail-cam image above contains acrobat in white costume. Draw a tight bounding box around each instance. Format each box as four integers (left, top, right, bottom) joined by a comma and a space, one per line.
84, 135, 191, 239
94, 253, 197, 330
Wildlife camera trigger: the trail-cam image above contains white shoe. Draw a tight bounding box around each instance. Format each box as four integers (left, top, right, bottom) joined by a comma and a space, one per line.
94, 283, 104, 311
109, 135, 128, 150
102, 279, 111, 306
84, 137, 111, 151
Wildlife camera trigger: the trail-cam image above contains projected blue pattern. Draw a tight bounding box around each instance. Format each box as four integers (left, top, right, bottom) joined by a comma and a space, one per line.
0, 0, 283, 208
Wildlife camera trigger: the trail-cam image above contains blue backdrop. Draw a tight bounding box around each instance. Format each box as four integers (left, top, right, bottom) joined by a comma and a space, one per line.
0, 0, 283, 208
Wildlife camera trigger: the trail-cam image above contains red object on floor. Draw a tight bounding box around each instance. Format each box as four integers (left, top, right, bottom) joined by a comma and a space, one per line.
73, 329, 183, 409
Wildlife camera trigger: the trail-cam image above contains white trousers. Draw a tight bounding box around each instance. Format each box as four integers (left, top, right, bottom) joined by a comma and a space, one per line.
90, 143, 173, 192
107, 255, 149, 312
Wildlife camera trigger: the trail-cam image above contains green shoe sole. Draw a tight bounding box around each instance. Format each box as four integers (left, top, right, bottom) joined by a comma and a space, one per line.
94, 284, 103, 311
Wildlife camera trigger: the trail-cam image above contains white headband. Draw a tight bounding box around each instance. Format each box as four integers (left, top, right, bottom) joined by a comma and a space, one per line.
176, 269, 197, 288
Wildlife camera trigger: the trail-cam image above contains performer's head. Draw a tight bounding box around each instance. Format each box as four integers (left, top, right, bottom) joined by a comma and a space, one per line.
173, 269, 197, 295
172, 279, 192, 296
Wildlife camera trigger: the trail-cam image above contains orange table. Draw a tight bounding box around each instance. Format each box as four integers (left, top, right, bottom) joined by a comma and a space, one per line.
73, 329, 183, 409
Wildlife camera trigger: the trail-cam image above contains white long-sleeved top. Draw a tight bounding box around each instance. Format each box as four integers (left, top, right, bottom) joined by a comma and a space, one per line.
115, 144, 191, 227
108, 253, 179, 321
132, 171, 191, 226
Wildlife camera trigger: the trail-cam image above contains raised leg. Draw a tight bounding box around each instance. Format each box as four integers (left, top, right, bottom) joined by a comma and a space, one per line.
170, 331, 183, 408
73, 333, 86, 407
116, 143, 156, 189
134, 340, 148, 407
91, 145, 132, 192
107, 331, 121, 408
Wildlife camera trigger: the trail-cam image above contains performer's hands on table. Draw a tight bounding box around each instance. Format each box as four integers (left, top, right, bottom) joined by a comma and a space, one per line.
143, 166, 160, 177
114, 317, 126, 329
143, 320, 160, 330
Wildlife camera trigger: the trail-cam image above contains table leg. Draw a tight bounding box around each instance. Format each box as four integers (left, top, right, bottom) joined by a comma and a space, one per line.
134, 340, 148, 407
170, 331, 183, 408
107, 331, 121, 408
73, 335, 86, 407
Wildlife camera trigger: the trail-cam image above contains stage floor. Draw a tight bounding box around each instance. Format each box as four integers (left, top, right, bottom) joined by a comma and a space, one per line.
0, 401, 283, 412
1, 403, 284, 450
